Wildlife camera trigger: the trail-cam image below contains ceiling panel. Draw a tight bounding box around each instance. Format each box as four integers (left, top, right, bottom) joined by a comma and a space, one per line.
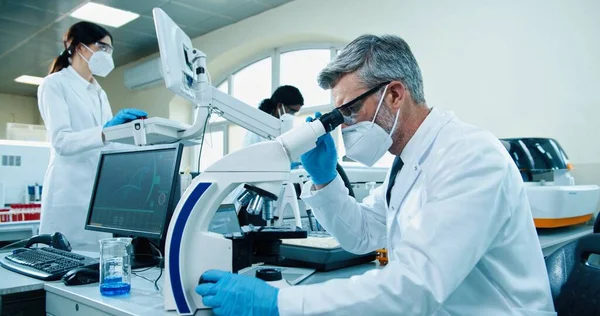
0, 2, 62, 28
172, 0, 246, 16
254, 0, 294, 8
6, 0, 87, 14
192, 17, 233, 34
120, 16, 158, 36
0, 0, 295, 97
158, 1, 220, 28
93, 0, 169, 16
0, 32, 22, 53
27, 61, 54, 78
219, 1, 270, 21
0, 18, 39, 41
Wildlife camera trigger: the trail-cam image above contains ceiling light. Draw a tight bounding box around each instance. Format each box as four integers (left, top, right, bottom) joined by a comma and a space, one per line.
14, 75, 44, 86
70, 2, 139, 28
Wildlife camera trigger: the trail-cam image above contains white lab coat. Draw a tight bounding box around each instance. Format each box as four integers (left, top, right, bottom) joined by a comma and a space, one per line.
242, 131, 266, 148
37, 67, 113, 246
278, 108, 555, 315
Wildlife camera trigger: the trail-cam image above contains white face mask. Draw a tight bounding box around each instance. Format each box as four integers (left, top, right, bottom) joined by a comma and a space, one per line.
342, 85, 400, 167
79, 44, 114, 77
278, 105, 295, 134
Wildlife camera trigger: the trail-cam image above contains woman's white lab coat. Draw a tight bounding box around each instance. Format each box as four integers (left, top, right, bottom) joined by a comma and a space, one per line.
242, 131, 266, 148
37, 66, 113, 246
278, 108, 556, 315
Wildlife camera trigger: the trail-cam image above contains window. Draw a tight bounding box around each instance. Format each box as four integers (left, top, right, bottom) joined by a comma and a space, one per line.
211, 45, 343, 165
217, 81, 228, 94
280, 49, 331, 107
232, 58, 272, 108
199, 129, 225, 171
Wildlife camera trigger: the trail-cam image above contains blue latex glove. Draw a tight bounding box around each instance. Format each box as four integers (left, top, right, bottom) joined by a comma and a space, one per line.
300, 112, 338, 185
104, 108, 148, 127
290, 162, 301, 169
195, 270, 279, 316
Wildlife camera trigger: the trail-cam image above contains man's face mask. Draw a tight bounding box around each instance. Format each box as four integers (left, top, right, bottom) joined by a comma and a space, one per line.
341, 84, 400, 167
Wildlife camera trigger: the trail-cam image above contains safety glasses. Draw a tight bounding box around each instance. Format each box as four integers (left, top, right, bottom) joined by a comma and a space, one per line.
337, 81, 390, 124
95, 41, 114, 54
285, 106, 300, 115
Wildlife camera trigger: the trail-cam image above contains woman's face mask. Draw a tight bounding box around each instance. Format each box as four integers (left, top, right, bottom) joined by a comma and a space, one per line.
78, 43, 114, 77
278, 105, 295, 134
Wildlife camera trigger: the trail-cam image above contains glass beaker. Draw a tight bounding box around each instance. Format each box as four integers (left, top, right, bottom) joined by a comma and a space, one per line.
99, 237, 132, 296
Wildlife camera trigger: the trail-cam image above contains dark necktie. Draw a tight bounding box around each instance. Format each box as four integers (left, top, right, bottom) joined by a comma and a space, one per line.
386, 156, 404, 206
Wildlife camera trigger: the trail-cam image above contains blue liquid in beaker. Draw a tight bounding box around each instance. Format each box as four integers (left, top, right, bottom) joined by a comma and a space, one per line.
100, 277, 131, 296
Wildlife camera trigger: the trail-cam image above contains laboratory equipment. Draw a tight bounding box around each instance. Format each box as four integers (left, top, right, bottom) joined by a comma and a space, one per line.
84, 143, 183, 268
273, 181, 302, 228
208, 203, 306, 273
102, 9, 283, 146
238, 265, 315, 286
99, 237, 132, 296
254, 267, 289, 288
101, 8, 343, 314
280, 231, 377, 271
502, 138, 600, 228
0, 140, 50, 205
208, 204, 243, 235
0, 247, 99, 281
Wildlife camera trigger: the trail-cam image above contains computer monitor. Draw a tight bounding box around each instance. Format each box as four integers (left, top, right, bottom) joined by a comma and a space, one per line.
153, 8, 198, 104
85, 143, 183, 267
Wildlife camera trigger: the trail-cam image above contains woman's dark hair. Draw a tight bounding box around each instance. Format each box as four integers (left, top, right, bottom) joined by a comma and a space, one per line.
49, 21, 113, 74
258, 85, 304, 114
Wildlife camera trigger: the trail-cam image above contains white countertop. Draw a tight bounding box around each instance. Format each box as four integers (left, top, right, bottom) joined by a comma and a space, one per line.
537, 224, 593, 249
0, 252, 45, 295
0, 225, 594, 315
45, 268, 173, 316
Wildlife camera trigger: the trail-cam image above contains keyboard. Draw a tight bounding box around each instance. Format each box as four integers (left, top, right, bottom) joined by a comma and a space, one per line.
280, 231, 376, 271
1, 247, 99, 281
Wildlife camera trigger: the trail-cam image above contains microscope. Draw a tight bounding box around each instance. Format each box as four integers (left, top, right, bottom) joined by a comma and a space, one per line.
102, 8, 345, 315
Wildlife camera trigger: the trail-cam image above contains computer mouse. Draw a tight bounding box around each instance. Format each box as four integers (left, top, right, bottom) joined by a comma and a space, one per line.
62, 268, 100, 286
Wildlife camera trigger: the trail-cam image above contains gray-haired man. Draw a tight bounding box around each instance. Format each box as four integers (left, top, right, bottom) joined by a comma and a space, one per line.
196, 34, 555, 316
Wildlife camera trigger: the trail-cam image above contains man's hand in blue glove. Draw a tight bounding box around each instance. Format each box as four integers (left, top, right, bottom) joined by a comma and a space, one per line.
104, 108, 148, 127
300, 112, 338, 186
195, 270, 279, 316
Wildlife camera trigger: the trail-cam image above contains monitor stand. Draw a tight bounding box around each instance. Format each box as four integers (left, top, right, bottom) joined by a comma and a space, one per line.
114, 235, 162, 269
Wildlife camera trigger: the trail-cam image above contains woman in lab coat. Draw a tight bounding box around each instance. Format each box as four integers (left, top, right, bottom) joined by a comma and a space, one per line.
242, 85, 304, 147
38, 22, 147, 246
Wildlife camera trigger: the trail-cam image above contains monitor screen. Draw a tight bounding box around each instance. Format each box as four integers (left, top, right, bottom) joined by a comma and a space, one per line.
209, 204, 242, 235
85, 144, 183, 239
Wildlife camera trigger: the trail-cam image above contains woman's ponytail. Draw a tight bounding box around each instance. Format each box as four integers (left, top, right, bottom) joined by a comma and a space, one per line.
258, 98, 277, 114
49, 49, 71, 74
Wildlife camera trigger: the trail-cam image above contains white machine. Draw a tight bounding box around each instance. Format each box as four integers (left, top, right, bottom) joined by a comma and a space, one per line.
106, 8, 344, 315
502, 138, 600, 228
0, 140, 50, 206
525, 170, 599, 228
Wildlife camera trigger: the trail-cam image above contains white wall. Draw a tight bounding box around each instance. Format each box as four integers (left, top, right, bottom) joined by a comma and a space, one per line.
0, 93, 40, 139
101, 0, 600, 167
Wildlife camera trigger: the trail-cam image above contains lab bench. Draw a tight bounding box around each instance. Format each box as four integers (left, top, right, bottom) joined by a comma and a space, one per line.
0, 225, 593, 316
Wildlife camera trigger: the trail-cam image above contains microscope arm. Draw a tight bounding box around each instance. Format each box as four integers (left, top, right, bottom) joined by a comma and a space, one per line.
178, 84, 281, 142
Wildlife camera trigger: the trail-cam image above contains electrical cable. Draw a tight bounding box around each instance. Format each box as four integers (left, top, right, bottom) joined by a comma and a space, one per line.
154, 263, 164, 291
0, 238, 29, 251
196, 108, 212, 172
